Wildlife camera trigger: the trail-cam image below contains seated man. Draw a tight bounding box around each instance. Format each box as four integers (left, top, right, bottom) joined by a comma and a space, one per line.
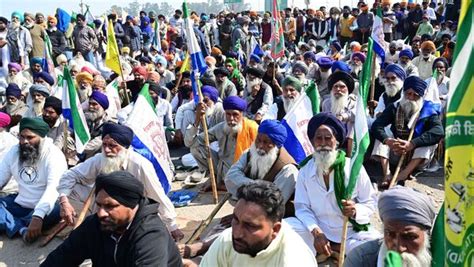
286, 113, 380, 260
0, 118, 67, 242
214, 67, 237, 99
1, 84, 28, 126
24, 84, 50, 118
371, 76, 444, 187
264, 76, 302, 121
58, 122, 184, 241
185, 96, 258, 191
243, 67, 273, 123
344, 186, 435, 266
41, 171, 182, 266
197, 182, 317, 267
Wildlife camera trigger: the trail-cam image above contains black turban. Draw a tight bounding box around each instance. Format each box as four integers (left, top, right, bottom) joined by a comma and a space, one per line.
307, 112, 346, 146
327, 71, 355, 94
95, 171, 144, 208
214, 67, 229, 77
44, 96, 62, 115
245, 67, 265, 78
101, 122, 134, 148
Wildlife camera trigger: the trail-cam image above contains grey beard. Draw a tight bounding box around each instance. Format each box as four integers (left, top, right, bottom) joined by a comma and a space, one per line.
384, 79, 404, 97
320, 70, 331, 81
85, 109, 105, 122
6, 102, 19, 114
223, 121, 242, 135
400, 96, 423, 119
330, 92, 349, 115
205, 104, 216, 117
19, 139, 43, 166
248, 143, 279, 180
379, 233, 432, 267
99, 149, 129, 175
77, 88, 91, 103
33, 101, 45, 116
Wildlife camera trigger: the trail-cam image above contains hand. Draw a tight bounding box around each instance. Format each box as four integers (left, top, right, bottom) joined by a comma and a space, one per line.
171, 229, 185, 242
393, 139, 415, 155
182, 259, 198, 267
60, 198, 77, 226
25, 216, 43, 242
312, 230, 331, 256
384, 138, 398, 149
272, 78, 279, 86
194, 102, 207, 123
368, 100, 378, 110
0, 39, 7, 47
174, 130, 183, 144
119, 81, 127, 89
341, 199, 357, 218
254, 113, 263, 123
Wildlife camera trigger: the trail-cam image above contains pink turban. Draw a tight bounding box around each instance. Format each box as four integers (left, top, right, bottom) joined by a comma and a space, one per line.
0, 112, 11, 128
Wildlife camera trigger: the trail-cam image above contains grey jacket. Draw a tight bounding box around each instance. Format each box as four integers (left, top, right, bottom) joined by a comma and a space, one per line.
344, 238, 381, 267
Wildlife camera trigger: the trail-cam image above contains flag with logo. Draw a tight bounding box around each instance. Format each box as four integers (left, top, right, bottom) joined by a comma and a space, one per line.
61, 68, 90, 153
105, 19, 122, 76
271, 0, 285, 59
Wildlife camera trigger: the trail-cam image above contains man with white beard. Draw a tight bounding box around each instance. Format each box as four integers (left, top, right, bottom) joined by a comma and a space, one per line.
1, 83, 28, 124
185, 96, 258, 191
345, 186, 436, 267
213, 67, 237, 99
75, 71, 94, 103
291, 61, 310, 86
24, 84, 49, 118
286, 113, 380, 262
371, 76, 444, 188
243, 67, 273, 123
348, 52, 365, 79
57, 122, 184, 241
315, 56, 334, 99
6, 63, 31, 93
225, 119, 297, 205
264, 76, 302, 121
398, 49, 419, 77
8, 12, 33, 67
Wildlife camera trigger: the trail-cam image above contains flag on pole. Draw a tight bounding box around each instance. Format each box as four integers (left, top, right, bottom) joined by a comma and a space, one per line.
84, 6, 95, 28
105, 19, 122, 76
56, 8, 71, 33
371, 7, 387, 64
271, 0, 285, 59
442, 0, 474, 264
42, 33, 56, 79
281, 81, 320, 163
152, 20, 162, 52
61, 68, 90, 153
180, 53, 191, 73
125, 84, 173, 193
414, 71, 442, 136
247, 36, 264, 64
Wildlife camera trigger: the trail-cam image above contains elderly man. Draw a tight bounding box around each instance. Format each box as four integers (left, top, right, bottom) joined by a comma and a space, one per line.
412, 41, 436, 80
24, 13, 45, 59
185, 96, 258, 191
286, 113, 380, 260
22, 56, 43, 83
197, 182, 317, 267
1, 83, 28, 124
24, 84, 50, 118
214, 67, 237, 99
292, 61, 310, 86
315, 57, 334, 99
427, 57, 450, 110
264, 76, 302, 121
344, 186, 435, 266
6, 63, 31, 93
42, 171, 182, 266
371, 76, 444, 188
0, 118, 67, 242
243, 67, 273, 122
75, 71, 93, 103
398, 49, 419, 77
349, 52, 366, 78
34, 71, 55, 90
58, 122, 183, 241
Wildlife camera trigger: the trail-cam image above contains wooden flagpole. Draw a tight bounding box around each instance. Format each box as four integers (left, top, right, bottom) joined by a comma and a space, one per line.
338, 216, 350, 266
369, 51, 377, 117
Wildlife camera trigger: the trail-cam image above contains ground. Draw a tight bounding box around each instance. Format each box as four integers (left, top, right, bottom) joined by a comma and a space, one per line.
0, 147, 445, 266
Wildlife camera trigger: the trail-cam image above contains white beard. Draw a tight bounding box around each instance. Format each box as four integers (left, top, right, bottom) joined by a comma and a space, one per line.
32, 101, 45, 116
384, 79, 404, 97
99, 149, 129, 175
400, 95, 423, 119
246, 78, 262, 93
283, 96, 297, 112
313, 147, 338, 175
7, 74, 24, 86
379, 232, 432, 267
205, 104, 216, 117
6, 102, 19, 114
248, 143, 279, 180
351, 64, 363, 75
330, 92, 349, 115
223, 121, 242, 135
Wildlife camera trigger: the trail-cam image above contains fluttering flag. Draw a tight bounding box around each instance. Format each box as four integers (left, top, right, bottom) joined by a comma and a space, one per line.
105, 19, 122, 76
42, 33, 56, 78
414, 71, 442, 136
84, 6, 95, 28
179, 53, 191, 74
371, 7, 387, 64
281, 81, 320, 163
56, 8, 71, 33
270, 0, 285, 59
61, 68, 90, 153
152, 19, 162, 52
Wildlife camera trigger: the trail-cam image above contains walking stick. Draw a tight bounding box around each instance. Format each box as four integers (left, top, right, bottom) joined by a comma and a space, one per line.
338, 216, 350, 267
369, 52, 377, 117
74, 186, 96, 229
172, 73, 184, 96
186, 193, 231, 244
40, 221, 68, 247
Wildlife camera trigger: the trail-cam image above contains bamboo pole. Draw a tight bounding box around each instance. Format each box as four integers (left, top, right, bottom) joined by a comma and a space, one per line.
74, 186, 95, 229
388, 121, 417, 188
338, 217, 350, 266
369, 51, 377, 117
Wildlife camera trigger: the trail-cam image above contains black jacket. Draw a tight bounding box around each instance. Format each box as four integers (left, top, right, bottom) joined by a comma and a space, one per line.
46, 29, 67, 58
41, 199, 183, 267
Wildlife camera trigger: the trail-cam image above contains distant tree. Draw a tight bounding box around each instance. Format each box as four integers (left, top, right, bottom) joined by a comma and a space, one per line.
158, 2, 174, 17
142, 3, 160, 14
108, 5, 123, 16
124, 0, 142, 17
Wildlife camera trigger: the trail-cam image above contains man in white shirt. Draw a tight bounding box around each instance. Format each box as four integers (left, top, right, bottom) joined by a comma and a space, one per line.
0, 112, 18, 193
0, 117, 67, 242
286, 113, 380, 261
57, 122, 184, 241
412, 41, 437, 80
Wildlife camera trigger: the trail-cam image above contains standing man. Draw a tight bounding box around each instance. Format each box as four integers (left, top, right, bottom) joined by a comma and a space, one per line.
24, 13, 45, 59
72, 14, 98, 64
356, 4, 374, 44
46, 15, 66, 61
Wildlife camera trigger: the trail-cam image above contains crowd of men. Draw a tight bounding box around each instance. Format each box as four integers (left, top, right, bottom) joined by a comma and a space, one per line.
0, 0, 458, 265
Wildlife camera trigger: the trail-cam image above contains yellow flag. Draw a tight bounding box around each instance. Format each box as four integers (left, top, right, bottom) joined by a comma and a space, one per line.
179, 53, 191, 73
105, 20, 122, 76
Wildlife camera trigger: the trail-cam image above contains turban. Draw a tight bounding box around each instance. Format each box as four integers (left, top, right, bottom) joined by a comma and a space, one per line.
282, 76, 302, 92
19, 117, 50, 137
81, 66, 98, 75
24, 12, 34, 20
47, 15, 57, 24
332, 61, 352, 73
102, 122, 134, 148
8, 62, 22, 72
245, 67, 265, 78
214, 67, 229, 77
211, 47, 223, 56
292, 61, 309, 75
351, 52, 366, 63
384, 64, 406, 81
132, 66, 148, 77
223, 96, 247, 111
331, 41, 342, 52
350, 41, 361, 52
6, 83, 22, 99
225, 58, 237, 69
315, 10, 324, 17
56, 54, 67, 65
148, 81, 161, 96
34, 71, 54, 85
31, 57, 43, 66
399, 49, 414, 60
237, 15, 251, 25
433, 57, 449, 71
11, 11, 24, 23
378, 186, 435, 229
307, 112, 346, 146
90, 90, 109, 110
258, 120, 288, 147
317, 57, 334, 69
95, 171, 144, 208
201, 85, 219, 103
29, 84, 50, 97
139, 56, 152, 64
403, 76, 427, 97
44, 96, 62, 115
0, 17, 8, 24
205, 56, 217, 66
181, 71, 191, 79
303, 51, 316, 62
92, 75, 107, 89
76, 72, 93, 84
154, 55, 167, 68
249, 54, 261, 63
421, 41, 436, 51
147, 71, 160, 83
0, 112, 11, 128
121, 47, 130, 54
328, 71, 355, 93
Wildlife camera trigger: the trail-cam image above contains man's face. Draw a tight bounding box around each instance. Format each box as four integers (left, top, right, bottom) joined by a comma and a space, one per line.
7, 96, 18, 105
434, 61, 446, 76
399, 56, 411, 65
304, 58, 313, 66
216, 73, 226, 83
102, 135, 124, 157
36, 15, 44, 24
35, 78, 49, 86
32, 63, 42, 73
0, 21, 6, 31
88, 99, 104, 114
411, 41, 420, 51
8, 68, 18, 76
421, 48, 432, 58
384, 220, 426, 255
404, 88, 421, 101
231, 199, 280, 257
19, 129, 42, 164
225, 63, 234, 73
76, 18, 85, 26
225, 110, 243, 127
182, 78, 192, 87
33, 92, 45, 103
42, 106, 59, 125
149, 89, 160, 105
352, 57, 362, 66
331, 81, 349, 98
134, 73, 145, 83
25, 16, 34, 26
255, 133, 276, 155
283, 85, 300, 100
312, 125, 337, 151
389, 45, 396, 54
96, 189, 135, 233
